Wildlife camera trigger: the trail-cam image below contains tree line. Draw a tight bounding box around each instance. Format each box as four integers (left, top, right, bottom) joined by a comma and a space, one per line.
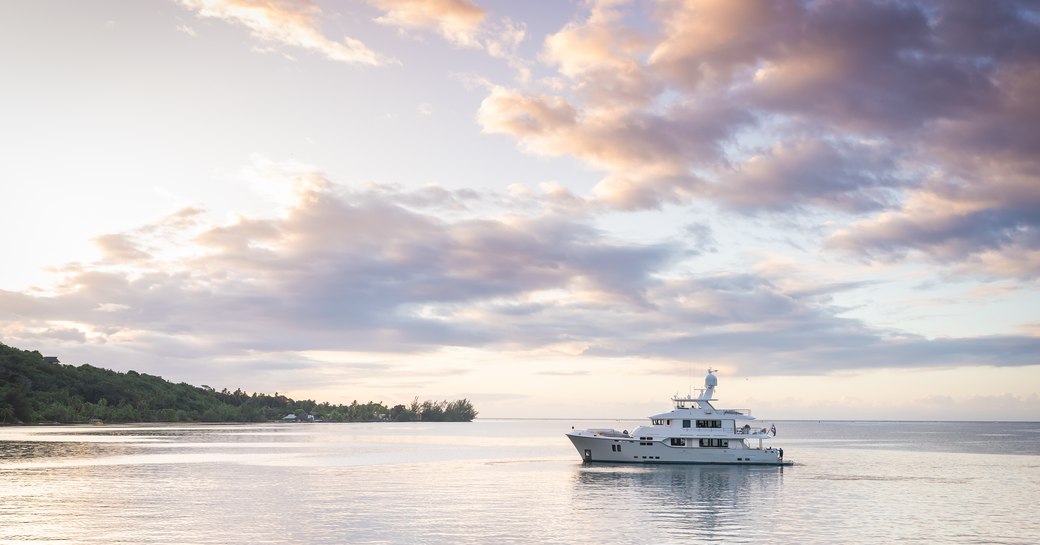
0, 343, 476, 424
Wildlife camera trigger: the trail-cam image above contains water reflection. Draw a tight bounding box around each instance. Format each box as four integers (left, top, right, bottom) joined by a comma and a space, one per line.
0, 439, 137, 462
2, 421, 1037, 545
572, 464, 784, 540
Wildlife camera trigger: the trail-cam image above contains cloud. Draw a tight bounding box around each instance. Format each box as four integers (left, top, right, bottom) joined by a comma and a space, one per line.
648, 0, 795, 92
177, 0, 391, 65
682, 222, 717, 255
580, 273, 1040, 375
367, 0, 530, 80
370, 0, 486, 48
176, 23, 198, 37
469, 0, 1040, 281
477, 85, 749, 209
366, 0, 528, 81
474, 2, 774, 210
711, 137, 905, 213
0, 163, 673, 357
542, 0, 657, 106
166, 1, 1039, 278
3, 161, 1038, 385
647, 0, 1007, 133
94, 234, 152, 262
853, 54, 1040, 276
826, 107, 1040, 276
827, 190, 1040, 278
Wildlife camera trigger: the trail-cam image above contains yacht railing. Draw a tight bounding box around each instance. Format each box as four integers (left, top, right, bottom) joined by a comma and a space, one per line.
734, 426, 769, 435
588, 428, 630, 438
722, 409, 751, 416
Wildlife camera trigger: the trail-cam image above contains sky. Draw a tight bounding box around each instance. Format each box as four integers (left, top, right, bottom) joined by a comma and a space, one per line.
2, 0, 1039, 420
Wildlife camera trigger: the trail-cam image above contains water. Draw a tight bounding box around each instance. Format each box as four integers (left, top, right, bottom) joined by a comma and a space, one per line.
1, 420, 1038, 544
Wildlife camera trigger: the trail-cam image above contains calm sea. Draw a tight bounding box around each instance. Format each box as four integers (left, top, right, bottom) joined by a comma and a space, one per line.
1, 420, 1038, 544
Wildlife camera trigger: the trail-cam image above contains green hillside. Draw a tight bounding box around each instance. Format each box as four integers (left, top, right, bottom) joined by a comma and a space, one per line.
0, 343, 476, 424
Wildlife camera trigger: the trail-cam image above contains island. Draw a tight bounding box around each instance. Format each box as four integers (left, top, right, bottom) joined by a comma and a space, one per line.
0, 343, 476, 424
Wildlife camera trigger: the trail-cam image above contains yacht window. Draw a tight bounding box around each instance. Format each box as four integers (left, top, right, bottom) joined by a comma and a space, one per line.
682, 420, 691, 428
669, 438, 686, 447
696, 419, 722, 428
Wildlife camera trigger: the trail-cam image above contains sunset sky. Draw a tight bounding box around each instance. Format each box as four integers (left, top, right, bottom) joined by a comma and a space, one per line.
2, 0, 1039, 420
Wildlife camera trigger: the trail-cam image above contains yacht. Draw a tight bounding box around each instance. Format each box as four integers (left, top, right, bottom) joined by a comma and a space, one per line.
566, 370, 790, 465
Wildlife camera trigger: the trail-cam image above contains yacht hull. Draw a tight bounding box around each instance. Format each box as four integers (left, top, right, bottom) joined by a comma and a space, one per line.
567, 432, 789, 466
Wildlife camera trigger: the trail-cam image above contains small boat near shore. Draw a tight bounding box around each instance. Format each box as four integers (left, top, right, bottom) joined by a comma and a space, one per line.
567, 370, 790, 465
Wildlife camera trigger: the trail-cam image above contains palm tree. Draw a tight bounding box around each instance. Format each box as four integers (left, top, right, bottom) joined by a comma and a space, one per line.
0, 406, 16, 424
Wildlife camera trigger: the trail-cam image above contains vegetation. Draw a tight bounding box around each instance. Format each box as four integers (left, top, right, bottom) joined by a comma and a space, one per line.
0, 343, 477, 424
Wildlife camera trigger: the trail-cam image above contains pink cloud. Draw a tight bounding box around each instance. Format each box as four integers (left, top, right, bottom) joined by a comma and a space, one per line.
370, 0, 486, 47
473, 0, 1040, 278
178, 0, 391, 65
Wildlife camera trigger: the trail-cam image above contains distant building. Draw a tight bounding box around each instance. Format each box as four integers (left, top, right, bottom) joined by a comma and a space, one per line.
282, 413, 316, 423
43, 356, 61, 364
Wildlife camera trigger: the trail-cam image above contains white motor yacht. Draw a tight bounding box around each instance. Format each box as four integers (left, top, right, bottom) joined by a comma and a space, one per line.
567, 370, 790, 465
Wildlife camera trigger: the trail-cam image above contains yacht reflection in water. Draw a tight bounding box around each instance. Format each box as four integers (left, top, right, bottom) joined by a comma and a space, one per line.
572, 464, 785, 537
